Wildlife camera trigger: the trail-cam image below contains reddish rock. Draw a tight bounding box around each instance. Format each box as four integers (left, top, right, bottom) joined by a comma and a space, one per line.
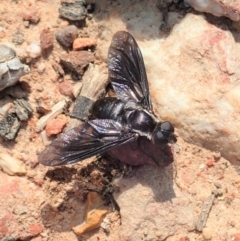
22, 8, 41, 23
45, 117, 68, 136
235, 233, 240, 241
60, 51, 94, 75
59, 81, 74, 98
73, 38, 97, 50
206, 158, 215, 167
56, 25, 78, 48
28, 223, 44, 236
40, 28, 54, 52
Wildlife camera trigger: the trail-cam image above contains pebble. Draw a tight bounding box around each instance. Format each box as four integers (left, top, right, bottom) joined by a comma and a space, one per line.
12, 31, 25, 45
45, 116, 68, 136
59, 0, 87, 21
0, 45, 30, 91
60, 51, 94, 76
100, 216, 111, 233
199, 163, 206, 169
37, 62, 46, 74
22, 8, 41, 24
55, 25, 78, 48
0, 113, 21, 140
26, 42, 41, 58
23, 20, 30, 28
73, 38, 97, 50
58, 81, 74, 98
13, 99, 33, 121
40, 28, 54, 52
0, 152, 26, 176
202, 227, 213, 240
206, 158, 215, 167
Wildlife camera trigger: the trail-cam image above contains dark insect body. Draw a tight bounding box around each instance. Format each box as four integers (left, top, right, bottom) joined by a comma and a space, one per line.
39, 31, 177, 167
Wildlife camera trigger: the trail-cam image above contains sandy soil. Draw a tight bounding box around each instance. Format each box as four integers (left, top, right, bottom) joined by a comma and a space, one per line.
0, 1, 240, 241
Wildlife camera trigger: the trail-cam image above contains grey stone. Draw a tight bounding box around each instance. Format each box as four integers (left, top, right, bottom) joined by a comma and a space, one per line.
12, 31, 25, 45
0, 113, 20, 140
0, 45, 30, 92
14, 99, 33, 121
56, 25, 78, 48
59, 0, 87, 21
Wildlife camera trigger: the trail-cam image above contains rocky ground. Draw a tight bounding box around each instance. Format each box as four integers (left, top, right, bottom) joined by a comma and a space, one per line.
0, 0, 240, 241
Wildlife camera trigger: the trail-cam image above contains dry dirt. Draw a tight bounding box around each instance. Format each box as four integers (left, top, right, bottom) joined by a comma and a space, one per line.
0, 1, 240, 241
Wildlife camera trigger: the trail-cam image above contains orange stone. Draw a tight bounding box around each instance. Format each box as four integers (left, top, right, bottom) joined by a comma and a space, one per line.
206, 158, 215, 167
45, 117, 68, 136
235, 233, 240, 241
73, 38, 97, 50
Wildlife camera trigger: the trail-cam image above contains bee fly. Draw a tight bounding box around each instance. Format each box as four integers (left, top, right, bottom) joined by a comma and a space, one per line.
39, 31, 177, 167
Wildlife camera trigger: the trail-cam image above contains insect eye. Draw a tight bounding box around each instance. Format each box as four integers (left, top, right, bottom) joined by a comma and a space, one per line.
161, 121, 174, 133
156, 130, 167, 143
152, 124, 168, 144
152, 121, 176, 144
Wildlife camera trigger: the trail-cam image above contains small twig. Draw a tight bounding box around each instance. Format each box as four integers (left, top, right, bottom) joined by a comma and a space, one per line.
195, 193, 216, 231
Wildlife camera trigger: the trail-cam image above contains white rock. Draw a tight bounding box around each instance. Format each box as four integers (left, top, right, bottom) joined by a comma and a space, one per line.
26, 42, 41, 58
35, 100, 67, 132
0, 44, 30, 91
185, 0, 240, 21
37, 62, 46, 74
96, 8, 240, 163
0, 152, 26, 176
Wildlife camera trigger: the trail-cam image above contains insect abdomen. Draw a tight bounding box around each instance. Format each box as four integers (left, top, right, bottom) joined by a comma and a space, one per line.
90, 97, 125, 121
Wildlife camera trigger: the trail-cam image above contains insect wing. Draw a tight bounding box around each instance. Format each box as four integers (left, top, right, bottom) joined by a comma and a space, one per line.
38, 119, 136, 166
108, 31, 152, 111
